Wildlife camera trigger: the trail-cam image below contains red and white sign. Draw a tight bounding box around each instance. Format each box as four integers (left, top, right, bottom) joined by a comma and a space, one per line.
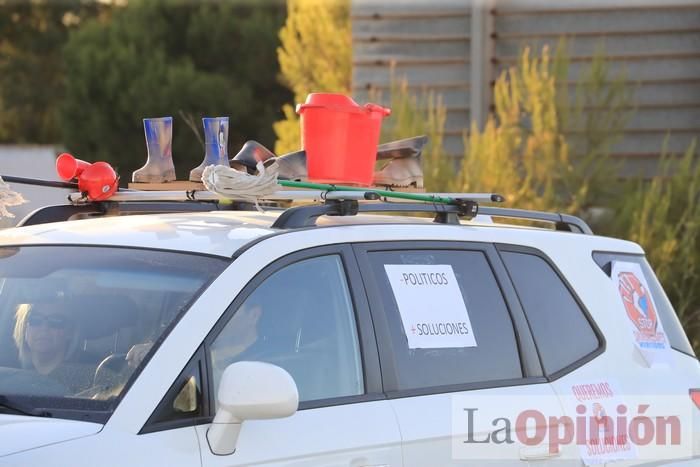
611, 261, 672, 367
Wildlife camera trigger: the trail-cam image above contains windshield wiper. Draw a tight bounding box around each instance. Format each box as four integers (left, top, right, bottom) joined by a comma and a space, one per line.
0, 395, 52, 418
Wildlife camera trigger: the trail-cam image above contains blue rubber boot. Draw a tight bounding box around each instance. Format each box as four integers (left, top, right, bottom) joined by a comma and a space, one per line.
133, 117, 176, 183
189, 117, 230, 182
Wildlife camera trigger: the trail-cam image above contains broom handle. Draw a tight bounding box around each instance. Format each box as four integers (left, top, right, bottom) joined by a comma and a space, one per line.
1, 175, 77, 189
277, 180, 503, 204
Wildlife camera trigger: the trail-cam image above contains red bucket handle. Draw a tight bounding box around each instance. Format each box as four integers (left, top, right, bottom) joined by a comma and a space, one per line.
297, 102, 391, 117
364, 103, 391, 116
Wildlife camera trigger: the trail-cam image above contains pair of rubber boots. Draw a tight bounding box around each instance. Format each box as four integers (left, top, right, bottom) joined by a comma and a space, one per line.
132, 117, 229, 184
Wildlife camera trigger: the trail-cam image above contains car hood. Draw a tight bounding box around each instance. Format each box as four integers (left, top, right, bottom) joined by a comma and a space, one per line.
0, 414, 101, 457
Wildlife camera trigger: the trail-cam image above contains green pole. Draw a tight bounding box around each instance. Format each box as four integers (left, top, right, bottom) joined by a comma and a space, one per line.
277, 180, 503, 204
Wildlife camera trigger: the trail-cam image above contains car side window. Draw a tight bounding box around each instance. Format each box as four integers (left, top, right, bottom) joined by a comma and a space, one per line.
208, 255, 364, 405
367, 249, 522, 391
500, 250, 600, 375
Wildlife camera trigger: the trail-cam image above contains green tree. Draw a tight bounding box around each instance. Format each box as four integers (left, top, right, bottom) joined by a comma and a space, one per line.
0, 0, 108, 143
274, 0, 351, 155
61, 0, 290, 182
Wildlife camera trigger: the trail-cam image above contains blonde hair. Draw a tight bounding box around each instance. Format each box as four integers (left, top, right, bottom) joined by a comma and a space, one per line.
13, 302, 80, 368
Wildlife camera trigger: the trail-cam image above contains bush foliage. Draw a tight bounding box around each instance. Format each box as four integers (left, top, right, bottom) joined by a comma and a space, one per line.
610, 142, 700, 351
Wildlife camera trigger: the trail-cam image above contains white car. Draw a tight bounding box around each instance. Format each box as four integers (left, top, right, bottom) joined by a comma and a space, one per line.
0, 197, 698, 466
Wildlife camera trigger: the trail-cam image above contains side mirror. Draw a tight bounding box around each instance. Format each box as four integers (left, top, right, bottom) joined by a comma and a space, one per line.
206, 361, 298, 455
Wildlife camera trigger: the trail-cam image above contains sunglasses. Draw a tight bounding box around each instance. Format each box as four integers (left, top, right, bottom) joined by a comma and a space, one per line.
27, 313, 72, 330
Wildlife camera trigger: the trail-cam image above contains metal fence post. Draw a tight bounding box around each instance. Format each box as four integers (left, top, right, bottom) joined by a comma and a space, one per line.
470, 0, 495, 131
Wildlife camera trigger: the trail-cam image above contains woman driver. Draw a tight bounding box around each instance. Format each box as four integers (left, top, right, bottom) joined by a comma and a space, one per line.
13, 301, 90, 393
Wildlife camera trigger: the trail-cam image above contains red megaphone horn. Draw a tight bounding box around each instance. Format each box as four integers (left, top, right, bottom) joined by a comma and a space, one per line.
56, 153, 119, 201
56, 153, 91, 181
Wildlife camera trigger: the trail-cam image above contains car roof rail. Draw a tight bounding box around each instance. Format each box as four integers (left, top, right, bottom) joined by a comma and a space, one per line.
271, 200, 593, 234
478, 207, 593, 234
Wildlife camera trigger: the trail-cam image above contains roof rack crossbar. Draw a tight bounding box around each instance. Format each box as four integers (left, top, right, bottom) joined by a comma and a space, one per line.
271, 200, 478, 229
479, 207, 593, 234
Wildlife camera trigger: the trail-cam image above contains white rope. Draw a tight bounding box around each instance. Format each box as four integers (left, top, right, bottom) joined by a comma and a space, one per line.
0, 175, 27, 218
201, 160, 280, 210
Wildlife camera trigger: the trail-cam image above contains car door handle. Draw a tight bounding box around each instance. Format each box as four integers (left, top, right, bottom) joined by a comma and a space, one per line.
519, 445, 561, 461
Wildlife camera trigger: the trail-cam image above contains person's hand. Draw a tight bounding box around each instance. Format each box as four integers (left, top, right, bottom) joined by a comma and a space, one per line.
126, 342, 153, 369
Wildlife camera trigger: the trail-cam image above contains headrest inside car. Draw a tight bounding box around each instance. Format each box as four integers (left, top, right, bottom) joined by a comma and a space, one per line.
71, 294, 140, 339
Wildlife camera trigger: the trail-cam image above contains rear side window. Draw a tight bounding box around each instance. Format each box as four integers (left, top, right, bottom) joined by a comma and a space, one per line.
367, 249, 522, 391
501, 251, 600, 376
593, 252, 695, 357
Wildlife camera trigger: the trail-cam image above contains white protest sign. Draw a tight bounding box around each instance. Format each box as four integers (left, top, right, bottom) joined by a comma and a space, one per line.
562, 380, 638, 465
611, 261, 673, 367
384, 265, 476, 349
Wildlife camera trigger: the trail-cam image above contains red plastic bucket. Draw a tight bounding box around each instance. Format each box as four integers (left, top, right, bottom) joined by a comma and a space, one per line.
297, 93, 391, 185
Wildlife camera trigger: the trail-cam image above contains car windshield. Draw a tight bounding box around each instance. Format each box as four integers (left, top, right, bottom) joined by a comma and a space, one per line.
0, 245, 228, 421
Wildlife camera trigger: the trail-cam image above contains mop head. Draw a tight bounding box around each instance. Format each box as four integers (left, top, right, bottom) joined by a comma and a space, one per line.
0, 175, 28, 218
201, 160, 280, 208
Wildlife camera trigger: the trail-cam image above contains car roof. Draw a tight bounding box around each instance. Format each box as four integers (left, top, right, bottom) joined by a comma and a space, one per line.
0, 209, 644, 258
0, 211, 280, 257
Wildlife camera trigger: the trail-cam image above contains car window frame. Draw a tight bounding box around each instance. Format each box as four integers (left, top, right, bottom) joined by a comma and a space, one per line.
202, 244, 383, 416
352, 241, 546, 399
496, 243, 606, 381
